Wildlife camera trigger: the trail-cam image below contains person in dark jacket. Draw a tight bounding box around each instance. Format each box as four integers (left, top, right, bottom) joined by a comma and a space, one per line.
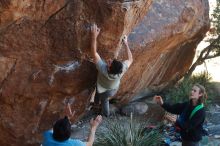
154, 83, 207, 146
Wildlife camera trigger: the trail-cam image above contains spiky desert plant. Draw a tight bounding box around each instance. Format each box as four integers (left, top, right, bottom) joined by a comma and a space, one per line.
94, 114, 162, 146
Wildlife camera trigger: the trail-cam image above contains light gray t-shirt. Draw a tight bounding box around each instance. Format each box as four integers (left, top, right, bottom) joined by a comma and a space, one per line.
96, 59, 128, 93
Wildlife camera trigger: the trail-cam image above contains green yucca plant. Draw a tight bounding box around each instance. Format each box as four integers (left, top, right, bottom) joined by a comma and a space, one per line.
94, 113, 162, 146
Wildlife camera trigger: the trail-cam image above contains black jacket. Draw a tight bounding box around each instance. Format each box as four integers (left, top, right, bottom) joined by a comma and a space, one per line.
162, 101, 206, 142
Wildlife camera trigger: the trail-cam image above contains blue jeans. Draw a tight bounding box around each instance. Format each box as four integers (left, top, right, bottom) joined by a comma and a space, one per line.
94, 89, 117, 117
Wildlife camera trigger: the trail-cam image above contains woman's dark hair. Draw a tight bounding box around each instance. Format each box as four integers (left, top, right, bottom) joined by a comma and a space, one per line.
53, 116, 71, 142
108, 59, 123, 74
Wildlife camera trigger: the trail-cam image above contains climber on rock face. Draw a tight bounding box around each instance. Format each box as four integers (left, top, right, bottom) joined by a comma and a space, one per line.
90, 23, 133, 117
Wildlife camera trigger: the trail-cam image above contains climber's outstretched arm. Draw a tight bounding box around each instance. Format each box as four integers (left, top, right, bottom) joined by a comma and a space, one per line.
122, 35, 133, 67
91, 24, 101, 64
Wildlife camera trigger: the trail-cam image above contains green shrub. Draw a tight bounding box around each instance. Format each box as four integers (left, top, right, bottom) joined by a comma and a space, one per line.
164, 71, 216, 104
94, 115, 162, 146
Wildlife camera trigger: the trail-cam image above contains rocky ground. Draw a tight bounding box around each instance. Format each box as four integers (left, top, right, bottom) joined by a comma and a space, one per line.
201, 104, 220, 146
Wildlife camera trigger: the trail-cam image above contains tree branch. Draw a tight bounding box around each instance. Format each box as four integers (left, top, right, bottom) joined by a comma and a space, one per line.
206, 52, 220, 59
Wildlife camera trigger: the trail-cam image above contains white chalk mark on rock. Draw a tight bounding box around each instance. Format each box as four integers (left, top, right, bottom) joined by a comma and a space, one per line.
49, 61, 80, 85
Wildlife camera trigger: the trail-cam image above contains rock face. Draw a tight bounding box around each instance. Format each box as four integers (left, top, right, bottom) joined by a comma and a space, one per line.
0, 0, 209, 145
0, 0, 152, 145
121, 102, 148, 115
118, 0, 210, 102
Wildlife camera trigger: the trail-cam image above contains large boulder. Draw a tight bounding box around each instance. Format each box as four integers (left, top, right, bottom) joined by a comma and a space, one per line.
0, 0, 153, 145
118, 0, 210, 102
